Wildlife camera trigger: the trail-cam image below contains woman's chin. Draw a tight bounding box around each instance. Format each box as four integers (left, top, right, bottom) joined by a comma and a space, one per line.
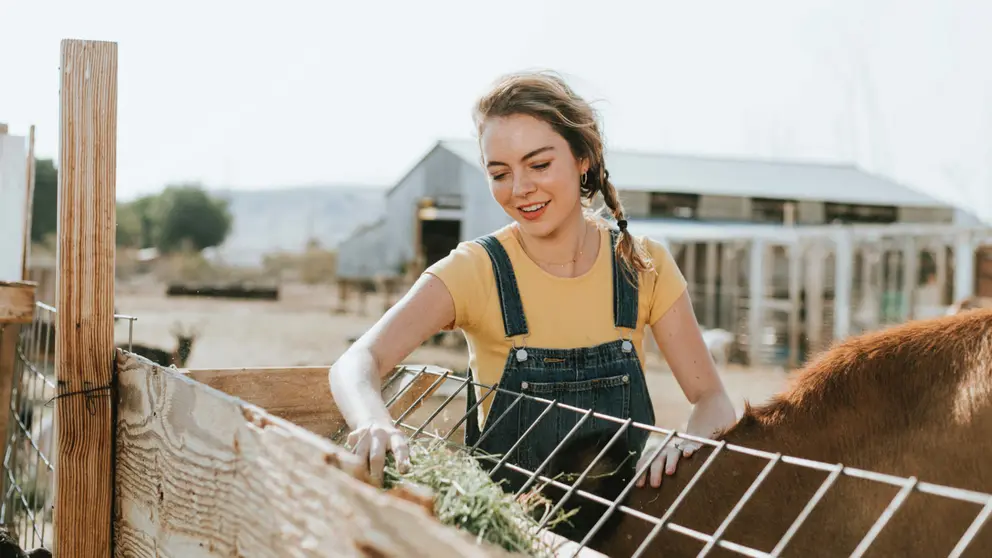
512, 217, 556, 238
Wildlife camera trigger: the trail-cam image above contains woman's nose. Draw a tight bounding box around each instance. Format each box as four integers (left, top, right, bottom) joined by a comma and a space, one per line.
512, 175, 537, 197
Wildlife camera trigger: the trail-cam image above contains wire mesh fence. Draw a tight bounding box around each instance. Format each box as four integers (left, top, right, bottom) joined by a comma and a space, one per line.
0, 302, 136, 552
337, 365, 992, 558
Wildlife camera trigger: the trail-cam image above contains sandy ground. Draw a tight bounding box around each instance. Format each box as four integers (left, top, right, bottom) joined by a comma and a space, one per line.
114, 281, 794, 430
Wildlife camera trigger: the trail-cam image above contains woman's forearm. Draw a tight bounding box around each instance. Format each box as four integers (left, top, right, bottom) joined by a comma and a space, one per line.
329, 345, 395, 430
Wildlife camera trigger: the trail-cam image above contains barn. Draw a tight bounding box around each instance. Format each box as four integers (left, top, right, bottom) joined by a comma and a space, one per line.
336, 138, 992, 366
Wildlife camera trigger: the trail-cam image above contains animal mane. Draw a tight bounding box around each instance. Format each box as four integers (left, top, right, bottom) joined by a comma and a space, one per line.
718, 309, 992, 440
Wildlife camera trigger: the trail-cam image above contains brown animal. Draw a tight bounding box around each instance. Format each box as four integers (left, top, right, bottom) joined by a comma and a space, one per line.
540, 309, 992, 557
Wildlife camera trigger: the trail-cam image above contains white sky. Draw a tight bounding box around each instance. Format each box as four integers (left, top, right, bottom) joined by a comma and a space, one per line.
1, 0, 990, 220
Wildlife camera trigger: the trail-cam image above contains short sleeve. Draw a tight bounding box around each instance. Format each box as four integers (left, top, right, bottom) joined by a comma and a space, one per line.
643, 236, 688, 325
424, 241, 493, 330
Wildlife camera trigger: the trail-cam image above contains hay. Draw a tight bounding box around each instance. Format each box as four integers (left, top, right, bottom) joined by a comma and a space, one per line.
381, 438, 576, 557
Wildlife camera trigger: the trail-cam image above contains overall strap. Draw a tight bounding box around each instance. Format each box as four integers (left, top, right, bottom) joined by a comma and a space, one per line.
474, 235, 529, 338
611, 228, 639, 329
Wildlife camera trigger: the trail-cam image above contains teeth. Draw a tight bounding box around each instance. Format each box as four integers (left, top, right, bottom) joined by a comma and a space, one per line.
520, 202, 548, 213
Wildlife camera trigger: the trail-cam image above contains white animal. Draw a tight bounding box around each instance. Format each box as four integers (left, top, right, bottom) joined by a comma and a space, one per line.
701, 327, 735, 366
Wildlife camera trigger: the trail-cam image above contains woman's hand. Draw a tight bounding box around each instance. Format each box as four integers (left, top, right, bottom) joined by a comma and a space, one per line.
635, 389, 734, 487
347, 419, 411, 486
635, 432, 700, 488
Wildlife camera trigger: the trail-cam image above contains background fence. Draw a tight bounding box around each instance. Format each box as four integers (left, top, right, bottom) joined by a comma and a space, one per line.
0, 302, 135, 553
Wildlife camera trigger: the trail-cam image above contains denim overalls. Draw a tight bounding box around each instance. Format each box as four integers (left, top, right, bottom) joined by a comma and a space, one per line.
463, 228, 657, 501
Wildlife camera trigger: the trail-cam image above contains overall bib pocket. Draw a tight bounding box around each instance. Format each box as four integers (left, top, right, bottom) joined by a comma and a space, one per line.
516, 373, 631, 470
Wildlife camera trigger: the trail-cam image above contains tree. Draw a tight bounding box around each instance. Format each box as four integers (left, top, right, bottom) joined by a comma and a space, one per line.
30, 159, 58, 244
117, 194, 163, 249
152, 184, 233, 253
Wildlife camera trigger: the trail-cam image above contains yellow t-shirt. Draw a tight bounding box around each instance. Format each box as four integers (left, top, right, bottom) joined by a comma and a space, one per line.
424, 221, 687, 424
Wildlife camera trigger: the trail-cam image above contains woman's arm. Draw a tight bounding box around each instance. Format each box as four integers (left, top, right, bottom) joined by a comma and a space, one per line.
636, 289, 737, 488
329, 273, 457, 482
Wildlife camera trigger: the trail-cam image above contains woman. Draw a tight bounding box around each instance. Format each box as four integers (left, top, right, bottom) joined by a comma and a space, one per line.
329, 71, 736, 495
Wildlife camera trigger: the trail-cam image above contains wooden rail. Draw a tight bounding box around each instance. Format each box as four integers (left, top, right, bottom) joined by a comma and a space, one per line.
177, 364, 452, 439
0, 281, 36, 324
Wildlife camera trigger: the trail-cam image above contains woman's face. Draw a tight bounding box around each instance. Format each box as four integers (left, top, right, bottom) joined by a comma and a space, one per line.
479, 113, 588, 238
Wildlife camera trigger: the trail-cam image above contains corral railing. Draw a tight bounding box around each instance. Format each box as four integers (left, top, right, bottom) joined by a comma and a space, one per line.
345, 365, 992, 558
0, 301, 136, 553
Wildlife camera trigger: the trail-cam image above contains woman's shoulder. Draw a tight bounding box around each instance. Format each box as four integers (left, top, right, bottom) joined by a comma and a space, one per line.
423, 227, 511, 330
433, 224, 515, 270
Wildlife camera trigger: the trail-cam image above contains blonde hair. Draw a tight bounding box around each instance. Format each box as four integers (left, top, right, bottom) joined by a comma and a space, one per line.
473, 70, 653, 277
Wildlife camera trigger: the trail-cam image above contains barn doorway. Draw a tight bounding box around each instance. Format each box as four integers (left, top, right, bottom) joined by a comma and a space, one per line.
420, 219, 460, 270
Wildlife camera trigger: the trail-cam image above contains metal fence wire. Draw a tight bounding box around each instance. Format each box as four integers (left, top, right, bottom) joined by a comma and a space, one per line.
0, 302, 136, 552
336, 365, 992, 558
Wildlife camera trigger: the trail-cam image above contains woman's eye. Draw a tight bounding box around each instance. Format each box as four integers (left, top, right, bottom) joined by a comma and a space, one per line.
491, 173, 507, 181
532, 162, 550, 171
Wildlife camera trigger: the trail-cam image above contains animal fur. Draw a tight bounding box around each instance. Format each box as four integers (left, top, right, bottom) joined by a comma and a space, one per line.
540, 309, 992, 557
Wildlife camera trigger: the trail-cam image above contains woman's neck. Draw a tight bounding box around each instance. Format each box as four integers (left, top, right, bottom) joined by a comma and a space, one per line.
515, 210, 597, 277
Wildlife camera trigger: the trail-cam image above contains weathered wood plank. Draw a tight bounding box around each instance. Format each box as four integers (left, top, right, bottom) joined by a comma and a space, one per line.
0, 281, 36, 324
115, 350, 516, 558
180, 364, 452, 439
21, 124, 36, 280
0, 325, 20, 462
56, 38, 118, 558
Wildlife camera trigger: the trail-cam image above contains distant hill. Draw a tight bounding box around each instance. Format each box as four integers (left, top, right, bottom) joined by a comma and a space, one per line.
211, 184, 387, 266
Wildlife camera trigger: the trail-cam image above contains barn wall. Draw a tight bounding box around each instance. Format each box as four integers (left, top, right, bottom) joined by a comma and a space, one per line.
423, 147, 465, 203
0, 133, 28, 282
618, 190, 650, 218
698, 195, 750, 220
897, 206, 954, 224
797, 200, 825, 224
336, 220, 390, 279
381, 145, 473, 273
384, 153, 431, 274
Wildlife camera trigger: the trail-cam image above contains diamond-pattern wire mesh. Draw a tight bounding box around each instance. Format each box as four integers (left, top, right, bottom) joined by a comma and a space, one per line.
339, 365, 992, 558
0, 302, 136, 552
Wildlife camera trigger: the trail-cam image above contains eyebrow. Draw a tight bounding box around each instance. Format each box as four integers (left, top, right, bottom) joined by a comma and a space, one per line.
486, 146, 555, 168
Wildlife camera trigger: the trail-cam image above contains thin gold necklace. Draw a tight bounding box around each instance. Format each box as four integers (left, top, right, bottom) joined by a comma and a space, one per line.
518, 222, 590, 268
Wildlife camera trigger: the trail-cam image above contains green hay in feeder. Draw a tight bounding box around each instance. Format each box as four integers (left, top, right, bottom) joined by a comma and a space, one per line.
381, 438, 577, 557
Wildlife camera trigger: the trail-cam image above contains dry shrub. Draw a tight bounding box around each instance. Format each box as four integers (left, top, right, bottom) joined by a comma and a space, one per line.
262, 242, 337, 285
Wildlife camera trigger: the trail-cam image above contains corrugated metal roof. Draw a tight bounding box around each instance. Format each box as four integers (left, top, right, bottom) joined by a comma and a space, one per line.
438, 139, 947, 209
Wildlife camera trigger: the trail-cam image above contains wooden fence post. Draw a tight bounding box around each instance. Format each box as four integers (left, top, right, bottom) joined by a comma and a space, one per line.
55, 38, 118, 558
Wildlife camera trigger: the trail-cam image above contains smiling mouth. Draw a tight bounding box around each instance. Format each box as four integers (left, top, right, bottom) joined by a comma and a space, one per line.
518, 201, 549, 213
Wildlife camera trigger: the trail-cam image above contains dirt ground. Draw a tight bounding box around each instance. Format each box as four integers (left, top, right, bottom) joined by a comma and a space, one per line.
114, 282, 794, 430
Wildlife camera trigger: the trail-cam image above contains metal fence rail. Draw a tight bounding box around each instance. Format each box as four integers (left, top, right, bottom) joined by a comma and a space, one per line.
0, 302, 136, 552
339, 365, 992, 558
